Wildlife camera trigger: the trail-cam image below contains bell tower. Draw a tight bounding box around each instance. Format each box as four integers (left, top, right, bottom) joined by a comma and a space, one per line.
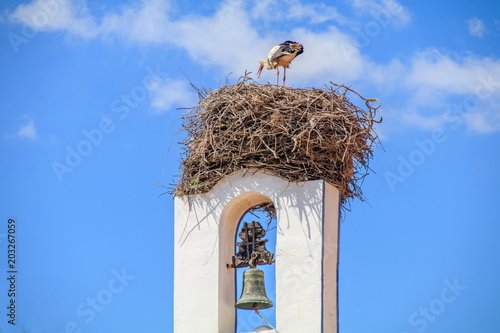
173, 171, 340, 332
170, 77, 380, 332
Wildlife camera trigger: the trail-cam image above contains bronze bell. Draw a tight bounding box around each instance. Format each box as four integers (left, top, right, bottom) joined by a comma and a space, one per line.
235, 267, 273, 310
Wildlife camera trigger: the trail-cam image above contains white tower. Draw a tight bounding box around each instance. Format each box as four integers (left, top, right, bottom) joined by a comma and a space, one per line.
173, 171, 340, 332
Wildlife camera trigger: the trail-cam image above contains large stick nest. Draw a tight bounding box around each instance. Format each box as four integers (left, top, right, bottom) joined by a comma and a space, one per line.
172, 76, 381, 209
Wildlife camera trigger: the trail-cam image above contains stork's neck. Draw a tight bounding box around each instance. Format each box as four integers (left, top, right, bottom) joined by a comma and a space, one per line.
260, 59, 275, 70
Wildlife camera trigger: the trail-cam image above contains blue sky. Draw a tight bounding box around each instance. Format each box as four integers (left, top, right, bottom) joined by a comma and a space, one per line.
1, 0, 500, 332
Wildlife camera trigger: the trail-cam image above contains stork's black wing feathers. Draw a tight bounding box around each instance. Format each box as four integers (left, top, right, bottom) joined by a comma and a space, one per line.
269, 41, 304, 62
269, 45, 290, 62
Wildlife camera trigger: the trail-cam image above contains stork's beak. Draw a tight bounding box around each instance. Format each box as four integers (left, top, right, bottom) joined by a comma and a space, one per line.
257, 65, 264, 78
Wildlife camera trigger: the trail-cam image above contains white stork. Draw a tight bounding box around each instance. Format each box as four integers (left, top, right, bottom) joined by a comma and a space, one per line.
257, 41, 304, 87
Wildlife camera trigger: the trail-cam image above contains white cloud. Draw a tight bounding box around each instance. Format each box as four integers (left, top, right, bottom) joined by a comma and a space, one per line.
150, 78, 196, 113
287, 27, 365, 84
7, 0, 500, 135
399, 109, 445, 130
391, 49, 500, 132
465, 98, 500, 133
8, 0, 174, 41
350, 0, 411, 27
9, 0, 100, 38
289, 3, 344, 24
4, 0, 370, 82
250, 0, 345, 25
18, 117, 37, 141
403, 49, 499, 95
363, 58, 404, 86
6, 116, 38, 141
100, 0, 172, 43
168, 1, 264, 71
468, 17, 487, 37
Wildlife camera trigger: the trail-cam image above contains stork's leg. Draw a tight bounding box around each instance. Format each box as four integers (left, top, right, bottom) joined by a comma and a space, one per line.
276, 67, 280, 86
283, 67, 286, 87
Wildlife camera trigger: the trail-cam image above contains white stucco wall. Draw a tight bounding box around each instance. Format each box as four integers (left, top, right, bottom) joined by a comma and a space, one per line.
174, 171, 340, 332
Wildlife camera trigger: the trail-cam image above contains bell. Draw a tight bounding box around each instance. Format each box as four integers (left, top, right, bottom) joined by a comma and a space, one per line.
235, 267, 273, 310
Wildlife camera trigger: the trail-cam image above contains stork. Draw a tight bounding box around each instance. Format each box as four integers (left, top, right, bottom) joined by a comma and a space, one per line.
257, 41, 304, 87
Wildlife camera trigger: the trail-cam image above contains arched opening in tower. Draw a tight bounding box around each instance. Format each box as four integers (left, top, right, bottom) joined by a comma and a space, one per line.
234, 202, 277, 333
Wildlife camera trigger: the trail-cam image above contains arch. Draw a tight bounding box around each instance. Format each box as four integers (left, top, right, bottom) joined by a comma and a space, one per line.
218, 191, 274, 331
